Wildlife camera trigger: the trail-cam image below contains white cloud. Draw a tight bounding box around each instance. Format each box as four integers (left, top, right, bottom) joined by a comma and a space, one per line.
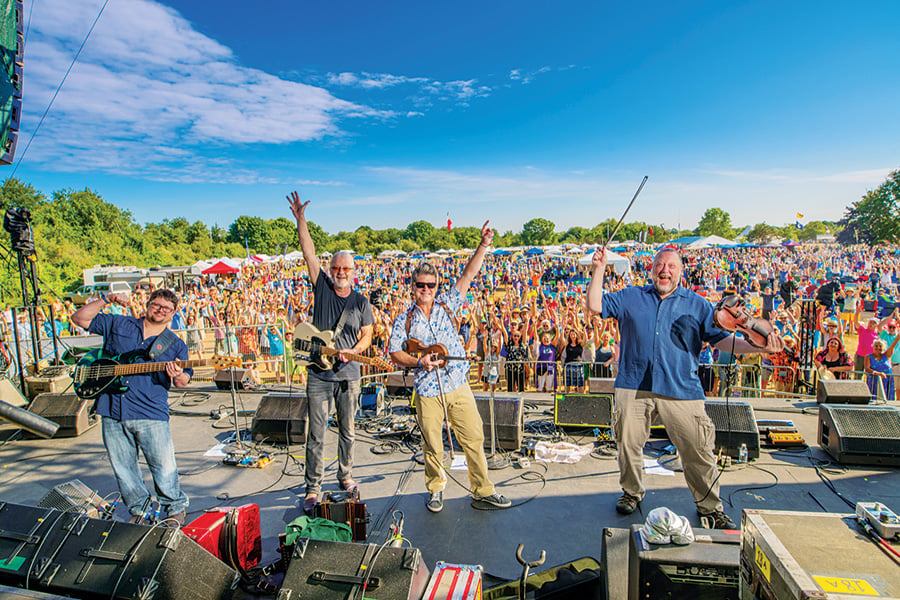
20, 0, 385, 180
508, 66, 552, 84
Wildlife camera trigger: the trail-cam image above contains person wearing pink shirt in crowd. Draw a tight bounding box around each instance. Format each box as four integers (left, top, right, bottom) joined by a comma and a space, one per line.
854, 315, 893, 379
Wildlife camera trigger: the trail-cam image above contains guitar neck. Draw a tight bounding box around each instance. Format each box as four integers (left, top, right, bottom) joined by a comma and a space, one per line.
113, 359, 205, 376
320, 346, 382, 367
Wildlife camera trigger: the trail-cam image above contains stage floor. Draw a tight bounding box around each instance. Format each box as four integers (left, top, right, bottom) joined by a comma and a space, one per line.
1, 385, 898, 587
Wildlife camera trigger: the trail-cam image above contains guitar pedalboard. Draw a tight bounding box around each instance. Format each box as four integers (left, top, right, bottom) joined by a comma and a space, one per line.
223, 451, 274, 468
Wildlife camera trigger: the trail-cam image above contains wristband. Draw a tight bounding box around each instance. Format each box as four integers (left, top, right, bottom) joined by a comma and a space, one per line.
99, 293, 109, 304
417, 357, 422, 369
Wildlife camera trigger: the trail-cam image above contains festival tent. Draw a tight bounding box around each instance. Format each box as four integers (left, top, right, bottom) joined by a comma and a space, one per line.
782, 240, 801, 247
566, 246, 583, 254
525, 247, 544, 255
284, 250, 304, 261
492, 249, 511, 256
683, 235, 737, 250
577, 249, 630, 275
201, 259, 240, 275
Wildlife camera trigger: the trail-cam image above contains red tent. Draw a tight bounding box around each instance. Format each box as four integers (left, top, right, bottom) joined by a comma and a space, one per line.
201, 260, 240, 275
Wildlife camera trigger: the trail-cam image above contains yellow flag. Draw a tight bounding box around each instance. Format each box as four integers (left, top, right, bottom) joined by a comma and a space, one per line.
796, 212, 804, 219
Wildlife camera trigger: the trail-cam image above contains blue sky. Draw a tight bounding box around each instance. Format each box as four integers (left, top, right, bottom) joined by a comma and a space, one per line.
10, 0, 900, 235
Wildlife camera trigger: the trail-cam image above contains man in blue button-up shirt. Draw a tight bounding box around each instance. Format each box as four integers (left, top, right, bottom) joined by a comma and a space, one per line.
72, 289, 192, 525
587, 248, 783, 529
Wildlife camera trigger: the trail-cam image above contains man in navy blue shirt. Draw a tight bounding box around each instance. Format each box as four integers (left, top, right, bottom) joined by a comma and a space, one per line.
587, 248, 783, 529
72, 289, 192, 525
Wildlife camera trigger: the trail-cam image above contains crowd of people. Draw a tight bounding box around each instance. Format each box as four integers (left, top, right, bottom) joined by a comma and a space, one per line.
4, 240, 900, 401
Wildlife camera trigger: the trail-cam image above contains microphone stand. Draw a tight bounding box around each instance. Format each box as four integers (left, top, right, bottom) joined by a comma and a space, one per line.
222, 288, 248, 456
485, 279, 509, 470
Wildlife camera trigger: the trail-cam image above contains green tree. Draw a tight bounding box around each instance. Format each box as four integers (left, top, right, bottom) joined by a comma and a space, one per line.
560, 226, 591, 243
838, 170, 900, 244
403, 220, 436, 245
797, 220, 828, 241
748, 223, 779, 245
228, 215, 270, 252
591, 219, 618, 245
521, 218, 556, 245
452, 226, 481, 249
697, 208, 734, 238
269, 216, 296, 254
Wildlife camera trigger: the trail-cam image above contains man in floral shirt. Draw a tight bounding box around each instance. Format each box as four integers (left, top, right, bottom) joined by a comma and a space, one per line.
389, 221, 511, 514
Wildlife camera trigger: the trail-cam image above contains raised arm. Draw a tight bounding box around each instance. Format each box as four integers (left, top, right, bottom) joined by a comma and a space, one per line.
287, 191, 322, 287
456, 221, 493, 295
586, 250, 609, 314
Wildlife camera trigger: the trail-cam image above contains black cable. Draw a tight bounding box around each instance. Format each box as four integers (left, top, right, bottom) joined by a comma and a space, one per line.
724, 464, 780, 508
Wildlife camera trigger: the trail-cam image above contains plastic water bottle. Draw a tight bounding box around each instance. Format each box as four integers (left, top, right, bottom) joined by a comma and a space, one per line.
488, 365, 499, 385
738, 443, 748, 463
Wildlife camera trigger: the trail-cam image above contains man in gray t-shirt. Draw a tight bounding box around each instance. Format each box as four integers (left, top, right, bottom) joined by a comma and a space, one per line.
289, 192, 374, 515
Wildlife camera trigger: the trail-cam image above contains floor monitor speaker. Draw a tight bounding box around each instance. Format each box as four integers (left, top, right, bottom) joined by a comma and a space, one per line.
25, 393, 97, 438
704, 398, 760, 459
251, 391, 308, 444
816, 379, 871, 404
818, 404, 900, 466
474, 395, 524, 450
554, 394, 613, 428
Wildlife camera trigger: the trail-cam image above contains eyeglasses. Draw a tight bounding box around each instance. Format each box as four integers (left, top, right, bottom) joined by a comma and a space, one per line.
331, 266, 353, 273
148, 302, 175, 314
414, 282, 437, 289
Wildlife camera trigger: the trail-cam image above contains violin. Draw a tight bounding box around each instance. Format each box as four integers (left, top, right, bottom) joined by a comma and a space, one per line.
403, 338, 471, 368
713, 295, 774, 349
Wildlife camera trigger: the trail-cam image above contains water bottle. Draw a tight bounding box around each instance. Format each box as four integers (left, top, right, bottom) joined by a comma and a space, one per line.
738, 443, 748, 463
488, 365, 499, 385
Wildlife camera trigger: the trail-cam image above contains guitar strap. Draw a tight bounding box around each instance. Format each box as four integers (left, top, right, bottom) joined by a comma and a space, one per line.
332, 291, 363, 344
148, 327, 179, 360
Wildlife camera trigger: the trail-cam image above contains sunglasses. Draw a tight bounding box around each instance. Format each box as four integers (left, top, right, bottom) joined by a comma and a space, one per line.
331, 266, 353, 273
414, 282, 437, 289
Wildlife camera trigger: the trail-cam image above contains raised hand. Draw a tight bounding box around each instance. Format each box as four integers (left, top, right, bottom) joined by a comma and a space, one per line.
287, 191, 310, 222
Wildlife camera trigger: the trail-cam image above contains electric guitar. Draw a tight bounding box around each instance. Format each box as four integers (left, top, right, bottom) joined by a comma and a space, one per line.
292, 323, 393, 371
73, 350, 241, 400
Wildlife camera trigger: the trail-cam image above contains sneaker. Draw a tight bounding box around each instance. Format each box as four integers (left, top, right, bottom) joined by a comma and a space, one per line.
615, 493, 640, 515
475, 493, 512, 509
303, 493, 318, 515
699, 509, 737, 530
339, 478, 358, 493
426, 491, 443, 513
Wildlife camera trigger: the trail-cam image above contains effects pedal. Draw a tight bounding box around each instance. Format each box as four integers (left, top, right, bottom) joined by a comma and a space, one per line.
767, 431, 806, 447
223, 451, 273, 468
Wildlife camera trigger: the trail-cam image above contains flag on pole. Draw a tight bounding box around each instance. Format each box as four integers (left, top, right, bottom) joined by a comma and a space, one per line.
795, 221, 804, 230
648, 226, 654, 236
447, 212, 452, 231
796, 212, 804, 219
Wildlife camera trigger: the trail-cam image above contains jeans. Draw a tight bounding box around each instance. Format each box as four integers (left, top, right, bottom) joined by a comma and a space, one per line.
305, 375, 360, 494
101, 417, 189, 517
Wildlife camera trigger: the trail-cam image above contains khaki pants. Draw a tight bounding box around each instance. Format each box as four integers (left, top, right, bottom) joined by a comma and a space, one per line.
613, 389, 721, 514
416, 383, 495, 498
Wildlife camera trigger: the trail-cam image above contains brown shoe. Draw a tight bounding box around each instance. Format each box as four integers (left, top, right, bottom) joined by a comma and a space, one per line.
615, 493, 640, 515
166, 510, 186, 527
303, 493, 318, 515
339, 478, 358, 493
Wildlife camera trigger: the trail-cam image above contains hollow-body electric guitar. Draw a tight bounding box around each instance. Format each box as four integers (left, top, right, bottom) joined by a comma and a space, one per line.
292, 323, 393, 371
73, 349, 241, 400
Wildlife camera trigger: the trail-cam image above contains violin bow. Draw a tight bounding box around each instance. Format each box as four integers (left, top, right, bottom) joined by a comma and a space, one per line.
601, 175, 649, 253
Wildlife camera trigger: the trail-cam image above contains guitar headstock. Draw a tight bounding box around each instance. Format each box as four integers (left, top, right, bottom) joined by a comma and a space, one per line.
210, 355, 243, 370
371, 355, 395, 371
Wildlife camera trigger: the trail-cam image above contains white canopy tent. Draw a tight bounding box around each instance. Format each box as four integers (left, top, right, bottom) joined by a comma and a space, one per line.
576, 249, 631, 276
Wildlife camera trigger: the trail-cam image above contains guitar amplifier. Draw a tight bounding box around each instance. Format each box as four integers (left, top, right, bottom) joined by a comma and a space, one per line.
628, 524, 740, 600
24, 367, 73, 399
386, 372, 415, 397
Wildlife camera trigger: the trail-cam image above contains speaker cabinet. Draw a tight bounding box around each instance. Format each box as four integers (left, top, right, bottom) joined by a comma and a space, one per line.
251, 392, 308, 444
0, 502, 238, 600
704, 399, 760, 460
588, 378, 615, 395
474, 395, 524, 450
214, 369, 248, 390
281, 538, 429, 600
554, 393, 613, 428
816, 379, 871, 404
26, 393, 97, 438
818, 404, 900, 466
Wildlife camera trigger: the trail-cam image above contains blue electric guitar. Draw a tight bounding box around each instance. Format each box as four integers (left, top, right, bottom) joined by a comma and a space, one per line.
72, 349, 241, 400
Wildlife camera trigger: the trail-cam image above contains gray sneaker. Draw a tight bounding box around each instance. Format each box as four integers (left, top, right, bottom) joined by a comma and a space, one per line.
426, 491, 443, 513
475, 493, 511, 508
